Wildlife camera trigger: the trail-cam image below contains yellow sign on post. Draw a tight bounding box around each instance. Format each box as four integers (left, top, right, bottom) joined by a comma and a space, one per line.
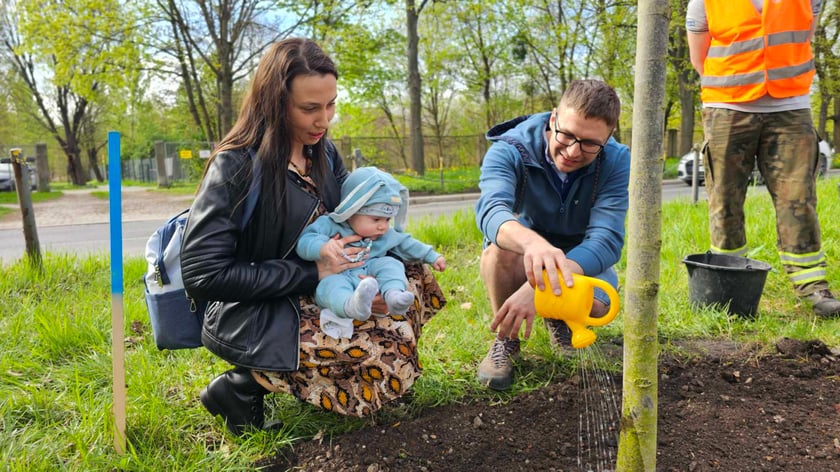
179, 149, 193, 159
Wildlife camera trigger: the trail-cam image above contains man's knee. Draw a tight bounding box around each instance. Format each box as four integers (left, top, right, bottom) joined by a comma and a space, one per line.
480, 244, 522, 276
591, 299, 609, 318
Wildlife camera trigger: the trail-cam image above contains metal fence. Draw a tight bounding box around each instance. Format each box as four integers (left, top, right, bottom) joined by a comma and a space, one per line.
121, 136, 489, 184
3, 129, 692, 185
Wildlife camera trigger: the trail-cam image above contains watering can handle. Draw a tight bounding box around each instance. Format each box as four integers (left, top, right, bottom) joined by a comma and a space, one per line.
582, 277, 620, 327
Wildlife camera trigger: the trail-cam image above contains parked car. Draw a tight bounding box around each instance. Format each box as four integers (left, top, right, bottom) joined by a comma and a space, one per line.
678, 137, 834, 186
677, 150, 704, 186
0, 157, 38, 192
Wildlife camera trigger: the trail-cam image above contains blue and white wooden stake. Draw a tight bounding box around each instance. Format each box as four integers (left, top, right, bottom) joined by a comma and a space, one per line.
108, 131, 126, 454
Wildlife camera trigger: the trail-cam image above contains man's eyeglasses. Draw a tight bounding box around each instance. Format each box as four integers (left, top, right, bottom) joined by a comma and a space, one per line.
553, 122, 606, 156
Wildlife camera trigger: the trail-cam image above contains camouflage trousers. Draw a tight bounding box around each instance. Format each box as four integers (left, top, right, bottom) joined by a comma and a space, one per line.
701, 107, 827, 296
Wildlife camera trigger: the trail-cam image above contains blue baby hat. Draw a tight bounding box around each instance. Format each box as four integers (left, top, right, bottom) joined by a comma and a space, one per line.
329, 167, 409, 232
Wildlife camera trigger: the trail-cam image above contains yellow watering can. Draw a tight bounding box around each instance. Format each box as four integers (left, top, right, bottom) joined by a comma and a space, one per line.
534, 271, 620, 349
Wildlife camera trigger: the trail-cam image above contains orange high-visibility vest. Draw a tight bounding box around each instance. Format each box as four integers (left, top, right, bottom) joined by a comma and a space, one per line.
701, 0, 814, 103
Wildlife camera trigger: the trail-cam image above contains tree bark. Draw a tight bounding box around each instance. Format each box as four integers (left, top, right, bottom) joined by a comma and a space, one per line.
677, 80, 696, 154
617, 0, 670, 470
406, 0, 425, 175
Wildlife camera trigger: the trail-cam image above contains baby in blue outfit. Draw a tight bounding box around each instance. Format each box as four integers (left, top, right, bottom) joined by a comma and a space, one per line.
296, 167, 446, 336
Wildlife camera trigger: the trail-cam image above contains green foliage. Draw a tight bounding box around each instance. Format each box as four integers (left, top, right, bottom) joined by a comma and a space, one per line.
17, 0, 146, 102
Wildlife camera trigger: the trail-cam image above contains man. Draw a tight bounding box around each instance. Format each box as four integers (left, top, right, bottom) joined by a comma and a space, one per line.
474, 79, 630, 391
687, 0, 840, 317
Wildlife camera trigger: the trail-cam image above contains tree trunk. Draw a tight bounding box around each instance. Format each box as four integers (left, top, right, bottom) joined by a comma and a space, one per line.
63, 137, 87, 186
678, 79, 696, 155
87, 147, 104, 182
616, 0, 669, 470
818, 100, 828, 138
406, 0, 425, 175
834, 96, 840, 148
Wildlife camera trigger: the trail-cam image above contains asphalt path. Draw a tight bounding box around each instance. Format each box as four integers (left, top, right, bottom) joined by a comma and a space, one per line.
0, 179, 704, 265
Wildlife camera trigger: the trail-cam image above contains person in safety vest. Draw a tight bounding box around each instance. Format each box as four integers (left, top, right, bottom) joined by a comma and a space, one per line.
687, 0, 840, 318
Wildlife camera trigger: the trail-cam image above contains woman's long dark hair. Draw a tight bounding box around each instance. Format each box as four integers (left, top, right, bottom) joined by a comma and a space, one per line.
208, 38, 338, 203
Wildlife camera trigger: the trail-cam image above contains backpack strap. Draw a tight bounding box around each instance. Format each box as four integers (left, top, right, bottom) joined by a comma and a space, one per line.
154, 208, 190, 286
497, 136, 528, 214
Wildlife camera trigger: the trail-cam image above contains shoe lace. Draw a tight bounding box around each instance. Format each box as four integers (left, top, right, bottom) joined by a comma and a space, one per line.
489, 339, 517, 367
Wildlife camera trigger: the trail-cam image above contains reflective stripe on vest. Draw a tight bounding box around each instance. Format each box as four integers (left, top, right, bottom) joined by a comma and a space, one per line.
701, 0, 814, 103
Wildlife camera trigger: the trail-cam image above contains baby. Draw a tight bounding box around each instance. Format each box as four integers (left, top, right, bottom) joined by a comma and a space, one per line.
296, 167, 446, 336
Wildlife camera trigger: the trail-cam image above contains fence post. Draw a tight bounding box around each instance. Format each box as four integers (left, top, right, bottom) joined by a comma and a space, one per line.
11, 148, 42, 267
691, 144, 701, 203
353, 148, 363, 171
35, 143, 50, 192
340, 136, 351, 161
154, 141, 170, 188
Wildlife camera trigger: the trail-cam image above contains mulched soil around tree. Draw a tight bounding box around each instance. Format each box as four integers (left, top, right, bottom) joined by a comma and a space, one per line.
259, 338, 840, 472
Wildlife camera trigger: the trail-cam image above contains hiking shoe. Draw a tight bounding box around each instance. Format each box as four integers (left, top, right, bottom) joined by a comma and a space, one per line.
477, 337, 520, 391
805, 289, 840, 318
544, 318, 576, 354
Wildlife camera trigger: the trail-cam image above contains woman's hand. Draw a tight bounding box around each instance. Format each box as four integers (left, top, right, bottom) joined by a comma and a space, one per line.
315, 233, 366, 279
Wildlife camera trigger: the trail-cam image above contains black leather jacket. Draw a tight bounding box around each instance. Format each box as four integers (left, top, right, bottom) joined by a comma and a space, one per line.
181, 145, 346, 370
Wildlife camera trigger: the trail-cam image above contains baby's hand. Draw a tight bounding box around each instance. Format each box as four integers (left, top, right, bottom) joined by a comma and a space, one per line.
432, 256, 446, 272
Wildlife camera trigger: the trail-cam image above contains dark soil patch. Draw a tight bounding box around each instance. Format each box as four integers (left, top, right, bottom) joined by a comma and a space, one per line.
261, 338, 840, 471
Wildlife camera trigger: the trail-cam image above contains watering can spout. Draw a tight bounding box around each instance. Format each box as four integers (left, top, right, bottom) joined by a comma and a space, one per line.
534, 271, 620, 349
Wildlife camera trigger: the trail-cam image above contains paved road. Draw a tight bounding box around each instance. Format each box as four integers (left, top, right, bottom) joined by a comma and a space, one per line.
0, 179, 704, 265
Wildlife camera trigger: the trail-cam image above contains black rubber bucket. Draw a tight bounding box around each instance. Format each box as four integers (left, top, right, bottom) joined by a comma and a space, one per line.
682, 252, 772, 317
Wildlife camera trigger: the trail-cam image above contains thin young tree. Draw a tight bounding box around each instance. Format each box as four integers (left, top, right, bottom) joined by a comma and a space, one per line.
617, 0, 670, 469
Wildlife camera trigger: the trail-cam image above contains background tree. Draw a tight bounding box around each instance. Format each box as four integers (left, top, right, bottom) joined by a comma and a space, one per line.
0, 0, 145, 186
667, 0, 699, 155
405, 0, 428, 175
617, 0, 670, 469
154, 0, 303, 142
325, 5, 411, 168
447, 1, 516, 130
813, 0, 839, 145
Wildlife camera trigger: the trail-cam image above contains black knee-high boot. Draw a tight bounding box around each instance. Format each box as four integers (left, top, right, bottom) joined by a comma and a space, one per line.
200, 366, 269, 435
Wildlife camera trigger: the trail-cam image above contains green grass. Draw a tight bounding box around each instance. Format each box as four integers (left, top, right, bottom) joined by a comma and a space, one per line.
2, 178, 839, 469
0, 190, 64, 218
393, 166, 481, 194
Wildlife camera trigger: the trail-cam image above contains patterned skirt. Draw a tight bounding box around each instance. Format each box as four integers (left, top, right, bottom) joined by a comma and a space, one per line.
255, 261, 446, 417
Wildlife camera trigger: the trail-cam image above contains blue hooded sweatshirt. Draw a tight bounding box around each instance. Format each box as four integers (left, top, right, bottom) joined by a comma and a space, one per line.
474, 112, 631, 277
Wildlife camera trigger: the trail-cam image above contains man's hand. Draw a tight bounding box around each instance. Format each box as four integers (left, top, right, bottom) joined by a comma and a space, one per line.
521, 238, 576, 295
490, 281, 537, 340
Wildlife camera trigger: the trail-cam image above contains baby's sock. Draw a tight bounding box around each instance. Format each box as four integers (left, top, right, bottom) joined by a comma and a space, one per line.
384, 289, 415, 315
344, 278, 379, 321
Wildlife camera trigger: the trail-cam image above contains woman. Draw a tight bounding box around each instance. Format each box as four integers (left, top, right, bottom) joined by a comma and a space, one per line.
180, 38, 445, 435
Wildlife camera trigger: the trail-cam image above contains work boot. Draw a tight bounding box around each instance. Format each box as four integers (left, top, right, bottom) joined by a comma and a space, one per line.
477, 337, 520, 391
544, 318, 575, 354
805, 289, 840, 318
200, 366, 270, 435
